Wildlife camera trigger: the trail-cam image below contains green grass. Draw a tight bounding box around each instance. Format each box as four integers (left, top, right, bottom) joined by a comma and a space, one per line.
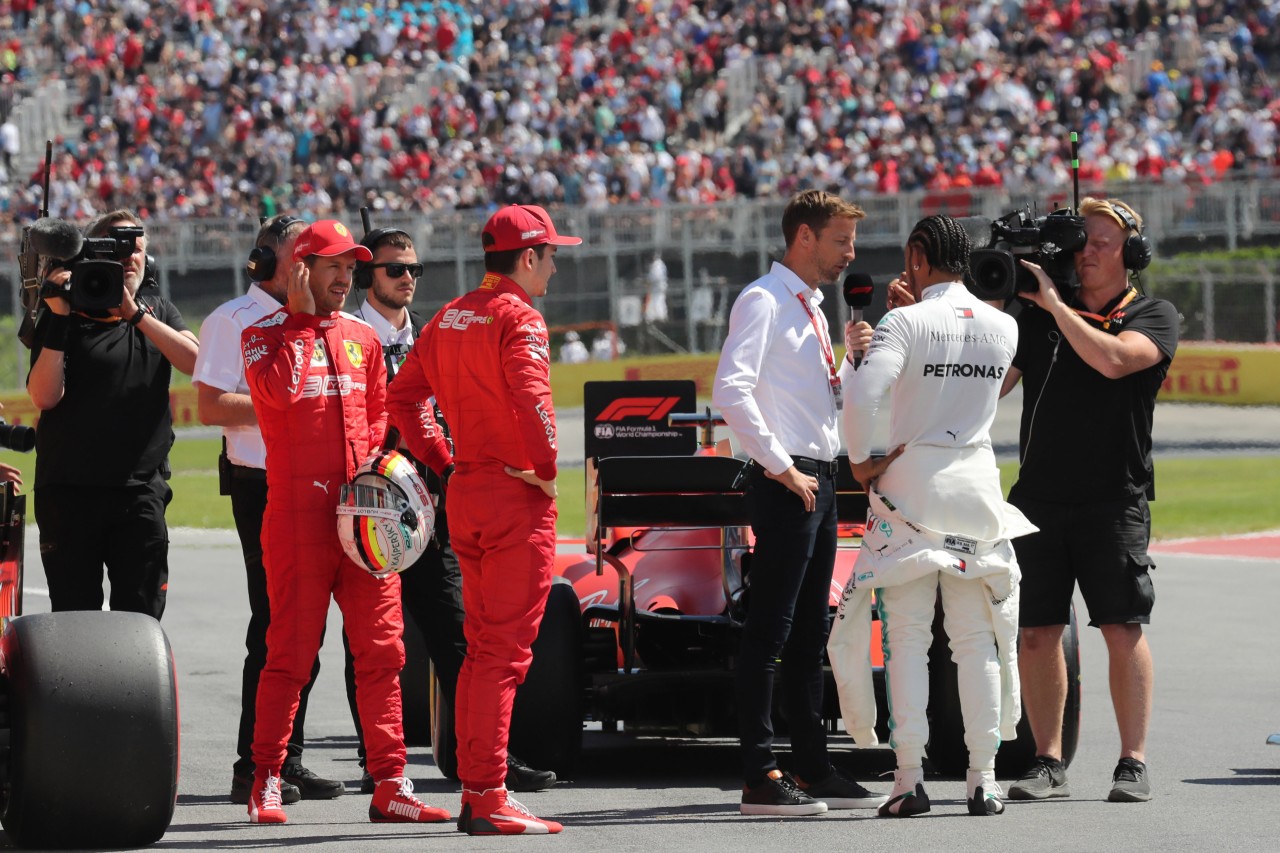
2, 441, 1276, 542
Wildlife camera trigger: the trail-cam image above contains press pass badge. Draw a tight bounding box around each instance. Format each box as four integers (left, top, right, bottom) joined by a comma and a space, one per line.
831, 376, 844, 411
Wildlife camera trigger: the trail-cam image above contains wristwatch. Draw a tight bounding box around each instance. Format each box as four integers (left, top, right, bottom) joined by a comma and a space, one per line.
128, 303, 153, 327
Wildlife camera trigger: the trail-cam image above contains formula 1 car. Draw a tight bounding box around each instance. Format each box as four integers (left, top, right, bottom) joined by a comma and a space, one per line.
0, 482, 179, 849
430, 381, 1079, 780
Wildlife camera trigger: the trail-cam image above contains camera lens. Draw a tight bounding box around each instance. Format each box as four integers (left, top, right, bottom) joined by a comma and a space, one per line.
0, 422, 35, 453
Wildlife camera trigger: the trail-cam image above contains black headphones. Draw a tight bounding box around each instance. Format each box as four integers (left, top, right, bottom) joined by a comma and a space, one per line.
245, 215, 303, 282
1109, 203, 1153, 272
354, 226, 412, 289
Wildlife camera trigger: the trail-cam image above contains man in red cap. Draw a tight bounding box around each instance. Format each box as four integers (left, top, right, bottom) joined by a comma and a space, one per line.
388, 204, 579, 835
241, 219, 453, 826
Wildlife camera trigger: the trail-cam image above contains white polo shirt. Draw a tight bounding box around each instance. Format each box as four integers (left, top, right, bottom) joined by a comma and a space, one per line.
191, 284, 281, 469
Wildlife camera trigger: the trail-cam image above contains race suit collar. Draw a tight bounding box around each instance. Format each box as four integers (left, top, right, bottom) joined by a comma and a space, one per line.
477, 271, 533, 305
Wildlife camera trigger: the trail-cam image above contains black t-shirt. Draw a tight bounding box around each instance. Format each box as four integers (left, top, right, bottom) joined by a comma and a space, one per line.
30, 294, 190, 488
1010, 290, 1179, 503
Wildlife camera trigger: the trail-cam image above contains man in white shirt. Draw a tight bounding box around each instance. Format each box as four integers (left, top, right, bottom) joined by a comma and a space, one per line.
839, 215, 1031, 818
712, 189, 884, 817
193, 215, 343, 805
346, 226, 557, 796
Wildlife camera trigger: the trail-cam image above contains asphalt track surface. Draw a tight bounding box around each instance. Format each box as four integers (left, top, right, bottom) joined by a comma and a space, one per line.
13, 530, 1279, 852
9, 399, 1280, 851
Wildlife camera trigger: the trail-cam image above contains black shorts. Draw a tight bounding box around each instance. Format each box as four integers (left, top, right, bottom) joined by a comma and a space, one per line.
1009, 491, 1156, 628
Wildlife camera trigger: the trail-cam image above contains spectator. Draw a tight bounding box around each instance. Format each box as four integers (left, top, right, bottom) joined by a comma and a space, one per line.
560, 329, 589, 363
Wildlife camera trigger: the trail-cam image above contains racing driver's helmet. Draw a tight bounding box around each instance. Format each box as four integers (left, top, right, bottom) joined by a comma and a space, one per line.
336, 449, 435, 578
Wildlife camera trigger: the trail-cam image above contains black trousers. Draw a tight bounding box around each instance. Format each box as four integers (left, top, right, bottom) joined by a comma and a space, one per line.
229, 474, 322, 777
35, 473, 172, 619
342, 501, 467, 765
736, 465, 838, 786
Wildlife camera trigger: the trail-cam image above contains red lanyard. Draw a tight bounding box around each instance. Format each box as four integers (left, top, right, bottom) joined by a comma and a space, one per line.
1074, 287, 1137, 331
796, 293, 837, 379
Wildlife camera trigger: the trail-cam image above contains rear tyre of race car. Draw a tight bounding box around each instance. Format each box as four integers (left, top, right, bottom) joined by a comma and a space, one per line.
1, 611, 179, 849
509, 578, 584, 779
924, 603, 1081, 778
428, 664, 460, 781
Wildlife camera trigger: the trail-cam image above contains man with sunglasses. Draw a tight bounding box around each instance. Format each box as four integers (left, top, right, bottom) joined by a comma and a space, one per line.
347, 227, 556, 797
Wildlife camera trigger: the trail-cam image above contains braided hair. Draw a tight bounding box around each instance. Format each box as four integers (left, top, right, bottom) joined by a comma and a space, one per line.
907, 215, 971, 277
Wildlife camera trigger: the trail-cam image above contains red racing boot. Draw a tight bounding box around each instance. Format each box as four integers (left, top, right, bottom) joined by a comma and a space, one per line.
461, 787, 563, 835
247, 772, 288, 824
369, 777, 451, 823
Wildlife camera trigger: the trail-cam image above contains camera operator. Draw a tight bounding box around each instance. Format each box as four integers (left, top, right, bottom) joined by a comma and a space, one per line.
830, 215, 1032, 818
1001, 197, 1178, 804
192, 214, 340, 806
27, 208, 198, 619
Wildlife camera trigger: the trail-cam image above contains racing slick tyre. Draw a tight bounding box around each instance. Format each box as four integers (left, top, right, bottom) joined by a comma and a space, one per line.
400, 617, 433, 746
1, 611, 178, 848
924, 603, 1081, 778
509, 577, 585, 779
428, 664, 460, 781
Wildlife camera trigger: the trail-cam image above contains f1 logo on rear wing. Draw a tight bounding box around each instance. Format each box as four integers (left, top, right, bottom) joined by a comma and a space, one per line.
595, 397, 682, 422
584, 381, 696, 458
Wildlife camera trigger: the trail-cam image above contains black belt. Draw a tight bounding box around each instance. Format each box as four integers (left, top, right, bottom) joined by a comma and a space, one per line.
752, 456, 839, 478
228, 463, 266, 481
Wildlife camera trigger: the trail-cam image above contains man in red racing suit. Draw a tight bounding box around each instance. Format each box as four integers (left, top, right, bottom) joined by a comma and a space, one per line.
241, 219, 452, 825
388, 205, 578, 835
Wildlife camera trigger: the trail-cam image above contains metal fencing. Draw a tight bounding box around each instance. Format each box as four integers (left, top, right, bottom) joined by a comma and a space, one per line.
1, 181, 1278, 388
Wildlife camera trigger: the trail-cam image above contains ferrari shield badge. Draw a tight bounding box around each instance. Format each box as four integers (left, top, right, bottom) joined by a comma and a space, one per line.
344, 340, 365, 368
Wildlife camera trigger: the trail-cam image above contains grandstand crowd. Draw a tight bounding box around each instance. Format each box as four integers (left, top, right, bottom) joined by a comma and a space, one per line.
1, 0, 1279, 223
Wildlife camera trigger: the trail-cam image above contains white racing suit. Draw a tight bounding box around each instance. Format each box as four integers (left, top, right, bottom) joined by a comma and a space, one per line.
828, 281, 1034, 771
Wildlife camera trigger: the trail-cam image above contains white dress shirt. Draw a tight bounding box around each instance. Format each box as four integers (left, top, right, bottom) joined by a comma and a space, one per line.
192, 284, 281, 469
354, 299, 415, 379
713, 261, 841, 474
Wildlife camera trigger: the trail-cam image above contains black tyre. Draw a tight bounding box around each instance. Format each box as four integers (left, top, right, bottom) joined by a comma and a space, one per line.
924, 603, 1081, 777
2, 611, 178, 848
400, 616, 433, 746
508, 578, 584, 779
428, 664, 460, 781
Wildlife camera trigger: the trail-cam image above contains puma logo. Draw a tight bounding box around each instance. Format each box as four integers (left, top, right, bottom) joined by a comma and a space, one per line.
946, 429, 958, 440
313, 480, 330, 494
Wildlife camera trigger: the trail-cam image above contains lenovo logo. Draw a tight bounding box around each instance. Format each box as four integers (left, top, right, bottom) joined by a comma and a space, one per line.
596, 397, 681, 422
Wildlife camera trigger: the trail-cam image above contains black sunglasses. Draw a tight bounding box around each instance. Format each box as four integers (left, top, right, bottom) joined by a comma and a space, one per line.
369, 262, 424, 278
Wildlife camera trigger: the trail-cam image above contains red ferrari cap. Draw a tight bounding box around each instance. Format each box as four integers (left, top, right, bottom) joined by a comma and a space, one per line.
483, 205, 582, 253
293, 219, 373, 261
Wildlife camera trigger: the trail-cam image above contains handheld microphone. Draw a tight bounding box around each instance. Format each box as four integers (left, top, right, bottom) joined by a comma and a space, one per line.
843, 273, 874, 368
28, 217, 85, 262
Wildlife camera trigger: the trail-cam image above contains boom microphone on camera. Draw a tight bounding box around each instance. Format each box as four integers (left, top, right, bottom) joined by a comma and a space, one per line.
29, 217, 84, 261
843, 273, 874, 368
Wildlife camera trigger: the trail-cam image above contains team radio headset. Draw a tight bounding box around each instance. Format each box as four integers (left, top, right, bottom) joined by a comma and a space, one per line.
244, 215, 304, 282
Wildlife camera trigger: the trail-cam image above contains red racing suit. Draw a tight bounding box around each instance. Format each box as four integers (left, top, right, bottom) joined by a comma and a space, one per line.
387, 272, 558, 791
241, 308, 408, 782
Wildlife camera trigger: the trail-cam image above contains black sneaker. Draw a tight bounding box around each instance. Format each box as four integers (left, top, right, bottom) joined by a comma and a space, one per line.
231, 772, 300, 805
795, 769, 888, 809
505, 754, 557, 793
1007, 756, 1071, 800
281, 764, 345, 800
360, 769, 376, 795
740, 771, 828, 816
1107, 757, 1151, 803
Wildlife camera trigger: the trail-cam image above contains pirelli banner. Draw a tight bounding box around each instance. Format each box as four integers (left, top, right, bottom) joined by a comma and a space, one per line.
583, 380, 697, 458
1160, 344, 1280, 405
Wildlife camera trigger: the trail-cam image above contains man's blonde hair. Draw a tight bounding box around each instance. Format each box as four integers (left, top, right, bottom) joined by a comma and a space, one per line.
1080, 197, 1143, 233
781, 190, 865, 247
